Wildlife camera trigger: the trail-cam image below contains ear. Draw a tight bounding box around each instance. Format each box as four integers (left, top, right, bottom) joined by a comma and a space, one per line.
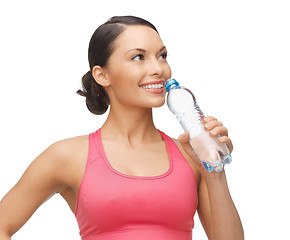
92, 65, 110, 87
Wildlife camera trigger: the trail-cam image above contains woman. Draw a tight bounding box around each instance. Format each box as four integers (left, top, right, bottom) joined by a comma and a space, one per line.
0, 16, 243, 239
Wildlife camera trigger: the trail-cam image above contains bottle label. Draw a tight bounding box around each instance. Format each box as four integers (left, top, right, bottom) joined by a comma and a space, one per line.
194, 102, 205, 120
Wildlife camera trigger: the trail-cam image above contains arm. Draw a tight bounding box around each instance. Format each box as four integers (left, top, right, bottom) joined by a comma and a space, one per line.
178, 116, 244, 240
0, 141, 71, 239
197, 168, 243, 240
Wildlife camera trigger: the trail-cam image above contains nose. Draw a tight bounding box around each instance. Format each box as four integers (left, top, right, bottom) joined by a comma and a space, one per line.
148, 58, 164, 77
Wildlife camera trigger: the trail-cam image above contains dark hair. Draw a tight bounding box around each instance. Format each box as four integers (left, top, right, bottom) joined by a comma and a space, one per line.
77, 16, 158, 115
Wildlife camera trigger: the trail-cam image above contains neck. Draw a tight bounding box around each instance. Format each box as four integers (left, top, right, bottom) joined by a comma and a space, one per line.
100, 104, 161, 146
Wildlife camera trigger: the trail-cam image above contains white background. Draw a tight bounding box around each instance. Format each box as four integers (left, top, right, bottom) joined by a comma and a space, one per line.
0, 0, 289, 239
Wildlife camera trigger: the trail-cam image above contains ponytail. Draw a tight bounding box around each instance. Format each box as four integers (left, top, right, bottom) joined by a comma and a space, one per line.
77, 71, 110, 115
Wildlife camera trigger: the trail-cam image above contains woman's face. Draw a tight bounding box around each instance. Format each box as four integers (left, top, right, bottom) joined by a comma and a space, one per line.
104, 25, 172, 109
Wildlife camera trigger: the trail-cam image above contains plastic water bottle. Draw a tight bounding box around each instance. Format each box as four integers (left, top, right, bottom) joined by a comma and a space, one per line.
165, 79, 232, 172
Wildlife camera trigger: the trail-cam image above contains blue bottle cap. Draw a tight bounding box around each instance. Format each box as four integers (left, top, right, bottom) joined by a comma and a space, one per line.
165, 79, 179, 92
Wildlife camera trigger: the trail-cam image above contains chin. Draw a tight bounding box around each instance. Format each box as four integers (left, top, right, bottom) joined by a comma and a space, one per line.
150, 98, 166, 108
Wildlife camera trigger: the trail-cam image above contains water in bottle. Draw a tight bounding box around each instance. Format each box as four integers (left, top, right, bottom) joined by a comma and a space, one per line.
165, 78, 232, 172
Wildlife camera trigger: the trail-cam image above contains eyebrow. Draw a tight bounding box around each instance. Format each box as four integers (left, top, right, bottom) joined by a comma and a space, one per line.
125, 46, 167, 54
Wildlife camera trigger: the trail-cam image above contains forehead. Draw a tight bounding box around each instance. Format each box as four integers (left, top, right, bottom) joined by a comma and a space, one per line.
113, 25, 164, 52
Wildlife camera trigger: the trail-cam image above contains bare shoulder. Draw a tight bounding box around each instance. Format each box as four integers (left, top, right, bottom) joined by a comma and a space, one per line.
49, 135, 89, 160
40, 135, 89, 190
171, 138, 201, 187
0, 135, 89, 235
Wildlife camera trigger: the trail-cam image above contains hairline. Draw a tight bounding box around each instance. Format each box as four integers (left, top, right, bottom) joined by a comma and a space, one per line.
105, 23, 159, 67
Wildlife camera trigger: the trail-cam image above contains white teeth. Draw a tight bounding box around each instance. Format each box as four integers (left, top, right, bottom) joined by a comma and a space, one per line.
140, 84, 164, 89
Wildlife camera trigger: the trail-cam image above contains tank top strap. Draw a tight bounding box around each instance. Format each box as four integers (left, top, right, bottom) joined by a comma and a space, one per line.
88, 128, 188, 171
87, 129, 102, 163
89, 129, 185, 164
158, 129, 186, 161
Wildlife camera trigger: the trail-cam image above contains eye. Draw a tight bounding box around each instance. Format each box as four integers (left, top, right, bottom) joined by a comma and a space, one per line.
132, 54, 145, 61
158, 52, 168, 60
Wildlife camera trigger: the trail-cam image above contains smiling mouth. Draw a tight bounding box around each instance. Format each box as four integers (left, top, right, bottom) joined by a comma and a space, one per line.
139, 83, 165, 94
139, 83, 164, 89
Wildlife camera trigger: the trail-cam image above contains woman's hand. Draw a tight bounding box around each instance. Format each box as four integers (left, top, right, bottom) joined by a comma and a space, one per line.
178, 116, 233, 173
178, 116, 244, 239
203, 116, 233, 153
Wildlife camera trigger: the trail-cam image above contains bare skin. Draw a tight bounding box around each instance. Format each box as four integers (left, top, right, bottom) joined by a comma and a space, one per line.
0, 25, 243, 239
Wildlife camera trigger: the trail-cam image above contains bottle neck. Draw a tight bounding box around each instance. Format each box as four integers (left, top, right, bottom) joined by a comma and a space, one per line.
167, 83, 179, 91
165, 79, 180, 92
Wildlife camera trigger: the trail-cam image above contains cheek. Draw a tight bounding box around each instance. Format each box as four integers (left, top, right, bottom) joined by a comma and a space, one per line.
107, 68, 141, 99
110, 63, 144, 86
164, 63, 172, 79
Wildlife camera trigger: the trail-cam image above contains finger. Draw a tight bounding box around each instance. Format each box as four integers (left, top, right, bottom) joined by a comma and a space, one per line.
209, 126, 228, 137
203, 116, 217, 123
178, 132, 199, 161
204, 120, 223, 131
178, 131, 190, 143
218, 136, 234, 153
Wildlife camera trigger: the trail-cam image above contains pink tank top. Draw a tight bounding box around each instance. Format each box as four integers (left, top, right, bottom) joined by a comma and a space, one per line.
75, 129, 198, 240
